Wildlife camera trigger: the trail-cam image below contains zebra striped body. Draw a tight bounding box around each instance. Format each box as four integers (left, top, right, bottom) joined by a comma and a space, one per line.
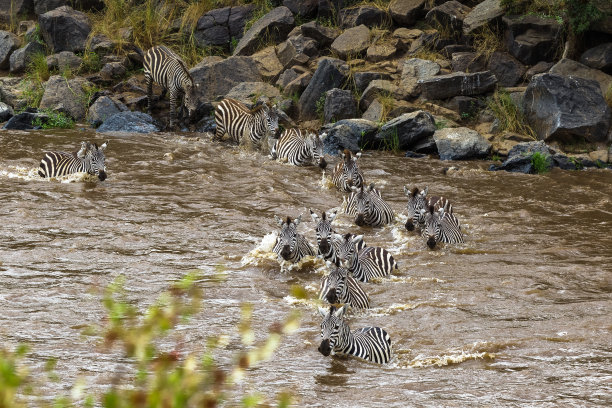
335, 234, 397, 282
318, 305, 391, 364
270, 128, 327, 169
421, 205, 464, 249
346, 184, 395, 227
331, 149, 364, 192
320, 262, 370, 309
143, 45, 198, 128
214, 98, 279, 147
404, 186, 453, 231
273, 215, 315, 263
309, 209, 366, 265
38, 141, 108, 181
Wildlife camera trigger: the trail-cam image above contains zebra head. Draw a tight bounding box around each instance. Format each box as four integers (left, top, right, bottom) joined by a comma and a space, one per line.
307, 130, 327, 169
351, 185, 373, 227
322, 262, 349, 305
318, 305, 348, 357
404, 186, 428, 231
261, 102, 280, 138
310, 209, 337, 258
183, 81, 199, 120
335, 233, 362, 269
421, 205, 440, 249
274, 214, 301, 261
340, 149, 364, 189
78, 141, 108, 181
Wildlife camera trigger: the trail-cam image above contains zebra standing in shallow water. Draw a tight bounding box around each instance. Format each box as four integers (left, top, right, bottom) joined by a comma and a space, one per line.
38, 141, 108, 181
143, 45, 199, 129
270, 128, 327, 169
331, 149, 364, 192
335, 234, 397, 282
421, 205, 464, 249
272, 215, 315, 264
404, 186, 453, 232
214, 98, 279, 147
346, 184, 395, 227
309, 209, 366, 265
318, 305, 391, 364
320, 262, 370, 309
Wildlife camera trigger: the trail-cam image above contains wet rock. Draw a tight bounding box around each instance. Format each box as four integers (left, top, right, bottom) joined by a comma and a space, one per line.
503, 15, 562, 65
426, 1, 472, 33
38, 6, 91, 53
580, 42, 612, 74
389, 0, 426, 26
451, 52, 486, 73
283, 0, 318, 17
524, 73, 611, 143
0, 30, 20, 70
550, 58, 612, 95
97, 111, 160, 133
486, 51, 525, 87
434, 127, 491, 160
299, 21, 339, 48
251, 46, 284, 81
324, 88, 357, 123
494, 140, 555, 173
2, 111, 49, 130
86, 96, 128, 127
225, 82, 281, 106
39, 75, 93, 121
419, 71, 497, 100
277, 34, 319, 68
9, 42, 45, 74
372, 111, 436, 150
298, 57, 348, 120
0, 102, 14, 122
462, 0, 504, 34
524, 61, 553, 82
330, 24, 370, 59
233, 6, 294, 56
339, 5, 387, 29
321, 118, 378, 155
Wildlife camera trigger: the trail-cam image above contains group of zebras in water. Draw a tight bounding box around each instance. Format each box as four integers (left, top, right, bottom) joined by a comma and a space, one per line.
35, 45, 465, 365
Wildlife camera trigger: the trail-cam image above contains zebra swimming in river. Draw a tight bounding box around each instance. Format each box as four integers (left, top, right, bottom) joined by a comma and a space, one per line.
318, 305, 391, 364
331, 149, 364, 192
309, 209, 366, 266
272, 215, 316, 264
320, 261, 370, 309
38, 141, 108, 181
270, 128, 327, 169
214, 98, 280, 147
421, 205, 464, 249
335, 234, 397, 282
346, 183, 395, 227
143, 45, 199, 129
404, 186, 453, 232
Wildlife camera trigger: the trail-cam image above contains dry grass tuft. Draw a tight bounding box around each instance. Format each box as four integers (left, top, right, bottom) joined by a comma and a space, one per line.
487, 88, 536, 139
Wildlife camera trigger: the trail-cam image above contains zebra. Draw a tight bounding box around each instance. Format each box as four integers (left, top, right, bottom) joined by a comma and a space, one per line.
38, 141, 108, 181
143, 45, 199, 129
318, 305, 391, 364
404, 186, 453, 232
309, 209, 366, 265
335, 233, 397, 282
421, 205, 464, 249
272, 215, 316, 263
320, 261, 370, 309
331, 149, 364, 192
270, 128, 327, 169
214, 98, 280, 147
346, 183, 395, 227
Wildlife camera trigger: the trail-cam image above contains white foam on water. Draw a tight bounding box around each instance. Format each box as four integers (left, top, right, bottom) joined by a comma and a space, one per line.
0, 166, 98, 183
241, 232, 278, 267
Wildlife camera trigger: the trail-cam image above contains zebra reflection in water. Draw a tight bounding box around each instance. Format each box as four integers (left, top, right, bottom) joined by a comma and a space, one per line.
38, 141, 108, 181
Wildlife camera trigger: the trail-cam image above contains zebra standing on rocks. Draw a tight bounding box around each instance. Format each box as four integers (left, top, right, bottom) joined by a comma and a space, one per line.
320, 262, 370, 309
38, 141, 108, 181
309, 209, 366, 265
272, 215, 315, 264
346, 184, 395, 227
335, 234, 397, 282
331, 149, 364, 192
404, 186, 453, 232
143, 45, 199, 128
270, 128, 327, 169
421, 205, 464, 249
214, 98, 279, 147
318, 305, 391, 364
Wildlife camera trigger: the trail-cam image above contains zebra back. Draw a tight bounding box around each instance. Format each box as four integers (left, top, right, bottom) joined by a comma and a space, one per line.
320, 262, 370, 309
346, 184, 394, 227
273, 215, 315, 263
318, 305, 391, 364
271, 128, 327, 168
421, 205, 463, 249
214, 98, 279, 146
38, 141, 108, 181
331, 149, 364, 192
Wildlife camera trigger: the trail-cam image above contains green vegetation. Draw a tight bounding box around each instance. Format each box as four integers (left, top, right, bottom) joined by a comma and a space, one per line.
33, 109, 75, 129
491, 154, 502, 162
605, 83, 612, 109
316, 94, 326, 122
381, 126, 400, 152
435, 119, 447, 130
79, 51, 103, 74
531, 151, 552, 173
0, 273, 301, 407
487, 88, 536, 139
376, 91, 395, 123
21, 52, 50, 108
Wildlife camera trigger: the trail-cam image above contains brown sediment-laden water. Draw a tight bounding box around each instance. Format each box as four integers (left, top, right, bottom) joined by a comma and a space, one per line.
1, 129, 611, 406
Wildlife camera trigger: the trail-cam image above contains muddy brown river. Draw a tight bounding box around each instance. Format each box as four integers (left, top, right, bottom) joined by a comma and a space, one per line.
1, 129, 611, 406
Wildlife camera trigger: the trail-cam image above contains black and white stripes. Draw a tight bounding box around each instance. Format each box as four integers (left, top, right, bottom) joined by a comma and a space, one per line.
331, 149, 364, 192
38, 141, 108, 181
270, 128, 327, 169
421, 205, 464, 249
346, 184, 395, 227
214, 98, 279, 147
335, 234, 398, 282
272, 215, 315, 263
319, 262, 370, 309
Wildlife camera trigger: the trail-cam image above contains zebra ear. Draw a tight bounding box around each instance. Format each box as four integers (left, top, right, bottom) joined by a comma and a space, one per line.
318, 306, 328, 317
332, 233, 343, 242
354, 152, 362, 160
420, 208, 426, 215
334, 304, 347, 318
294, 214, 302, 226
422, 186, 428, 196
274, 215, 284, 226
404, 185, 410, 195
328, 210, 337, 222
100, 141, 108, 151
351, 235, 363, 245
350, 186, 359, 194
309, 209, 319, 223
77, 142, 88, 158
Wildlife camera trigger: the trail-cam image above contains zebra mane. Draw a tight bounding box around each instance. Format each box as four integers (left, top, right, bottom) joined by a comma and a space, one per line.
321, 212, 326, 220
286, 216, 292, 224
329, 305, 336, 314
411, 187, 419, 197
428, 205, 435, 214
343, 149, 352, 163
343, 233, 352, 241
250, 102, 269, 114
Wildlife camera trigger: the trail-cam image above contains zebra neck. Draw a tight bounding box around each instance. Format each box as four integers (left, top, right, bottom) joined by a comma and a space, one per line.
250, 110, 266, 141
335, 324, 354, 353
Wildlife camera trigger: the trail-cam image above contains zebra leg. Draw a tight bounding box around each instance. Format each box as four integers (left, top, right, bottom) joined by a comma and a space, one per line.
169, 93, 177, 129
145, 74, 153, 114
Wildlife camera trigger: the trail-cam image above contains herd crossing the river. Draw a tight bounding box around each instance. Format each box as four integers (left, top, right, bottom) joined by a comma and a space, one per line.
34, 45, 466, 366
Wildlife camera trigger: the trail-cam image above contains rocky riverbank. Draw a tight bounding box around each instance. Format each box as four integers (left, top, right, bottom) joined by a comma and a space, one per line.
1, 0, 611, 173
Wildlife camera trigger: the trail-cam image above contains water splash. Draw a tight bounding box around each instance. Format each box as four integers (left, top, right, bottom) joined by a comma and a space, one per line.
0, 166, 98, 183
241, 232, 278, 267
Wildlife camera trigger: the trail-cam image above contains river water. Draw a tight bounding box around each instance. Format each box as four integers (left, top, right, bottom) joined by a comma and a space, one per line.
0, 129, 611, 407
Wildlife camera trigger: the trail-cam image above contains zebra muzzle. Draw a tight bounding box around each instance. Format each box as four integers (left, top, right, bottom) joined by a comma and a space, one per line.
318, 158, 327, 170
319, 239, 330, 254
405, 219, 414, 231
280, 245, 292, 260
318, 339, 331, 356
325, 289, 337, 304
98, 171, 107, 181
427, 236, 437, 249
355, 214, 365, 226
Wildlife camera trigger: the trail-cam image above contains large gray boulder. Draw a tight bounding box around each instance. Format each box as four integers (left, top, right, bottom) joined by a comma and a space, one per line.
339, 5, 387, 29
298, 57, 348, 120
39, 75, 92, 121
354, 71, 392, 93
97, 111, 160, 133
426, 1, 471, 32
34, 0, 104, 14
251, 46, 283, 81
233, 6, 294, 56
299, 20, 339, 47
46, 50, 82, 72
86, 96, 128, 127
0, 101, 14, 122
503, 15, 562, 65
494, 140, 555, 173
0, 0, 33, 23
451, 52, 486, 73
462, 0, 504, 34
372, 111, 436, 150
359, 79, 411, 111
321, 119, 378, 155
434, 127, 491, 160
276, 34, 319, 68
579, 43, 612, 74
2, 111, 50, 130
9, 42, 45, 74
419, 71, 497, 100
524, 73, 611, 143
283, 0, 318, 17
0, 30, 20, 70
225, 81, 281, 105
486, 51, 525, 87
389, 0, 426, 26
324, 88, 357, 123
38, 6, 91, 53
194, 5, 255, 47
330, 24, 370, 59
550, 58, 612, 95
